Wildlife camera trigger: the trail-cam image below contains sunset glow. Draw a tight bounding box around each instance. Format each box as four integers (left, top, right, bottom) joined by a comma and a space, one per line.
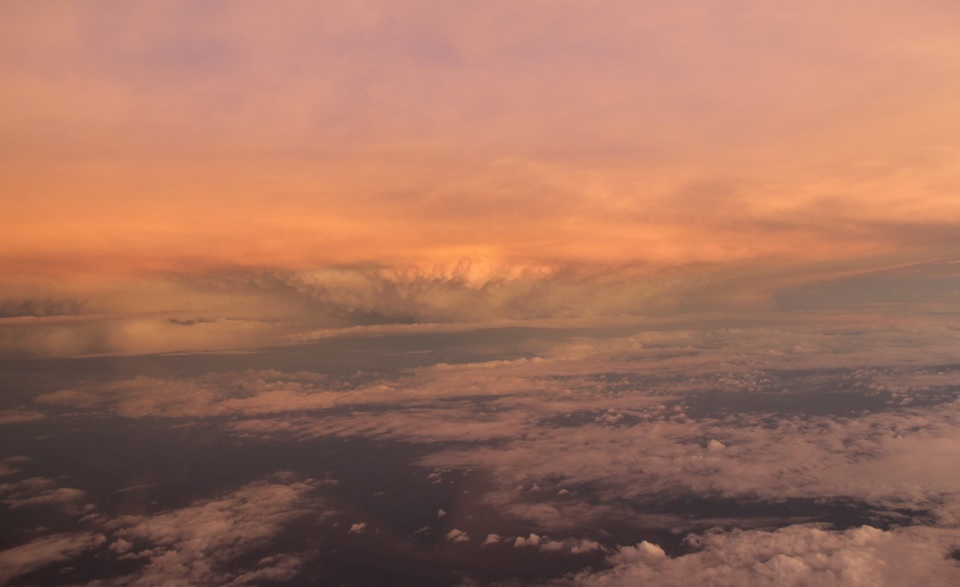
4, 1, 960, 358
2, 3, 960, 586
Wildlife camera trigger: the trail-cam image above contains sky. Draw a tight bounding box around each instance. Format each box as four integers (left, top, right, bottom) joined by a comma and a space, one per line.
2, 0, 960, 357
2, 2, 960, 586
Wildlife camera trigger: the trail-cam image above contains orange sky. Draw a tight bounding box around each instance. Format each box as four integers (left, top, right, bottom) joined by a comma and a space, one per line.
2, 1, 960, 355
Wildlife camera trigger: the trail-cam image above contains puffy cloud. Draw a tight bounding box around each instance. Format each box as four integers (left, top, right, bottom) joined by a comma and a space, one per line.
482, 533, 501, 546
524, 535, 605, 555
21, 318, 960, 531
707, 439, 726, 452
566, 525, 960, 587
109, 538, 133, 555
3, 298, 960, 586
104, 479, 319, 586
0, 475, 327, 586
419, 398, 960, 528
567, 539, 605, 555
514, 533, 541, 548
8, 316, 960, 586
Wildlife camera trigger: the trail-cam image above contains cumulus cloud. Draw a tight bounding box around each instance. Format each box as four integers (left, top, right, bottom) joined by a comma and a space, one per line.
514, 533, 541, 548
109, 538, 133, 555
511, 533, 604, 555
706, 439, 726, 452
482, 533, 502, 546
103, 479, 319, 586
565, 525, 960, 587
0, 476, 324, 586
22, 317, 960, 531
418, 398, 960, 530
9, 317, 960, 585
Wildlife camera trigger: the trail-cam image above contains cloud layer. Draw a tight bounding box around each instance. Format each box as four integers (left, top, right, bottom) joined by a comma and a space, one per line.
2, 1, 959, 282
567, 525, 960, 587
3, 315, 960, 584
3, 4, 960, 583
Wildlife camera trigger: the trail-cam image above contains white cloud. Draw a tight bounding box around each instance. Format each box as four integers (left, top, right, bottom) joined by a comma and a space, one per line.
539, 537, 605, 555
104, 479, 318, 586
566, 525, 960, 587
515, 533, 541, 548
16, 318, 960, 583
24, 319, 960, 534
707, 439, 726, 452
482, 533, 501, 546
419, 399, 960, 529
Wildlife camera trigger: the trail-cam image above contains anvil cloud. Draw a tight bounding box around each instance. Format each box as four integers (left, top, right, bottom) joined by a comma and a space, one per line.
2, 1, 960, 357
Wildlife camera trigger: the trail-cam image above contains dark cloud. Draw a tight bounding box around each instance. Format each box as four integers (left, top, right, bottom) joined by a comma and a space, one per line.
776, 258, 960, 311
0, 298, 85, 319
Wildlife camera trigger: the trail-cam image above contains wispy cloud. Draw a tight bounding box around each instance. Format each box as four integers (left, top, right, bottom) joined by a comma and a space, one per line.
0, 533, 107, 586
